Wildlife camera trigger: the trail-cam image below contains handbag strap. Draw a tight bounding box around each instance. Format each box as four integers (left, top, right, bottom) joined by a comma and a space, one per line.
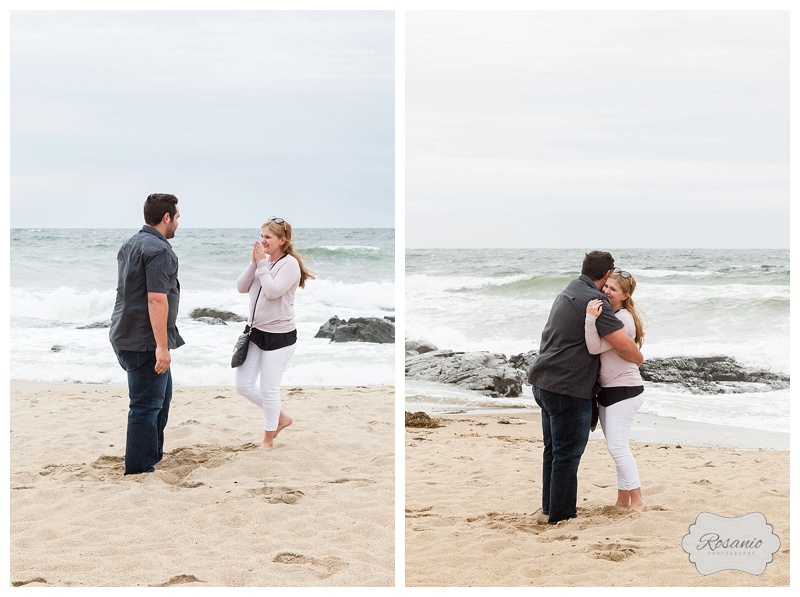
247, 288, 261, 332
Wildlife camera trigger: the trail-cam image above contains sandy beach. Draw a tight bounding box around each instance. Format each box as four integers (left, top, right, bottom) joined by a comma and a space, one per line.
9, 381, 395, 587
405, 411, 789, 587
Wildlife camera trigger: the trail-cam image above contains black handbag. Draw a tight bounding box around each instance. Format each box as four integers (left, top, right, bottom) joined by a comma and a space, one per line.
231, 289, 260, 368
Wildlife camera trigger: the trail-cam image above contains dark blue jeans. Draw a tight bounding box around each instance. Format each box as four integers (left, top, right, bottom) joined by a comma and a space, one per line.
533, 386, 592, 524
113, 348, 172, 475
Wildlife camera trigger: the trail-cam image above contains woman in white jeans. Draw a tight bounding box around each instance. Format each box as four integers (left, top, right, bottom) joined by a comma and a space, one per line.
585, 268, 646, 511
235, 217, 314, 449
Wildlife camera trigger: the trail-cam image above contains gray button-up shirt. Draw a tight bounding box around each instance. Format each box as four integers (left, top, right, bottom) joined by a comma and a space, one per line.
529, 274, 623, 399
109, 226, 184, 352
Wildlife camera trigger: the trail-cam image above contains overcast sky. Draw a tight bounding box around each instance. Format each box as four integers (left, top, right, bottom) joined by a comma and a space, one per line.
406, 10, 789, 249
10, 10, 394, 229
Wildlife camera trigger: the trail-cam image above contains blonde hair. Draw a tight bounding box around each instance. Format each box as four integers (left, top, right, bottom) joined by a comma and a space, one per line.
608, 271, 645, 348
262, 219, 316, 288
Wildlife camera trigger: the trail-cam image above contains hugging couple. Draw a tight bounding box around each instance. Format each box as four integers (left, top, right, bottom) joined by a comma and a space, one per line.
529, 250, 647, 525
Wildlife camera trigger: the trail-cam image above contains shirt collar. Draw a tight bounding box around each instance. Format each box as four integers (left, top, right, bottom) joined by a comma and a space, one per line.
141, 225, 170, 245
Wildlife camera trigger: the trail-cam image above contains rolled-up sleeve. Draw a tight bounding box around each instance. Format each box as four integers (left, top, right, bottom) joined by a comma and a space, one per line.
144, 249, 177, 294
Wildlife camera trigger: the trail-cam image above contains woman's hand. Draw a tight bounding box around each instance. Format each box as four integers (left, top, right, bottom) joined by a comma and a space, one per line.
252, 240, 267, 261
586, 299, 603, 317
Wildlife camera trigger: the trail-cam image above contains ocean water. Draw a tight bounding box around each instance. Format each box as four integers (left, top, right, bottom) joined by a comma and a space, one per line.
405, 248, 790, 434
10, 228, 395, 387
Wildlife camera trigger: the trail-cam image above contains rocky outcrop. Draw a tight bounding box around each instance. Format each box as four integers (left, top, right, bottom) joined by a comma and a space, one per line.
406, 340, 789, 398
509, 350, 538, 375
640, 356, 790, 394
316, 316, 395, 344
405, 349, 527, 398
194, 317, 230, 326
77, 320, 112, 329
190, 308, 246, 324
405, 339, 439, 356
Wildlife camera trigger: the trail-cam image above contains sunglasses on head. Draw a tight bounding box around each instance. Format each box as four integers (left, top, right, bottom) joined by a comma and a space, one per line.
613, 267, 631, 279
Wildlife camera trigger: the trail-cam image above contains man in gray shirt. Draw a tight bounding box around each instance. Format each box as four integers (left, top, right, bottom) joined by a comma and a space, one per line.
110, 193, 183, 475
528, 251, 643, 524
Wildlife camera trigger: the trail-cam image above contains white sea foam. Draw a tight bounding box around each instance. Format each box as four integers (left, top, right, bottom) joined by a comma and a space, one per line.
316, 245, 381, 252
10, 228, 395, 387
637, 269, 715, 278
405, 248, 790, 433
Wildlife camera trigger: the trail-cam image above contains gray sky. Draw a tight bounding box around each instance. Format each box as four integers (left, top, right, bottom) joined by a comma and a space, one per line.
10, 10, 394, 229
406, 10, 789, 249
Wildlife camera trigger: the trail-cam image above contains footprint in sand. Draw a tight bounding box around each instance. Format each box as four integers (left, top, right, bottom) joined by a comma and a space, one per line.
467, 512, 548, 535
405, 506, 434, 518
589, 505, 634, 518
153, 444, 245, 487
249, 486, 305, 504
92, 454, 125, 471
326, 477, 376, 489
39, 463, 84, 476
11, 578, 48, 587
593, 542, 638, 562
36, 443, 259, 487
155, 574, 204, 586
550, 534, 579, 542
273, 552, 347, 579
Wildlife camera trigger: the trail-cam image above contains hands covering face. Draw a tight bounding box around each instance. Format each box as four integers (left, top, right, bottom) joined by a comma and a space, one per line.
252, 240, 267, 261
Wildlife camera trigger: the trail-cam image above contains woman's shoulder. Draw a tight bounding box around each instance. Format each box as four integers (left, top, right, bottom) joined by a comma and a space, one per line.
282, 253, 301, 269
615, 308, 634, 323
275, 253, 301, 276
269, 253, 298, 266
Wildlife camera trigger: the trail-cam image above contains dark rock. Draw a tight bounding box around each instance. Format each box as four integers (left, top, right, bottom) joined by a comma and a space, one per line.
405, 349, 527, 398
509, 350, 538, 374
406, 347, 788, 398
405, 339, 439, 356
315, 316, 347, 339
51, 345, 63, 352
640, 356, 789, 394
194, 317, 228, 326
77, 320, 112, 329
190, 308, 246, 323
316, 316, 395, 344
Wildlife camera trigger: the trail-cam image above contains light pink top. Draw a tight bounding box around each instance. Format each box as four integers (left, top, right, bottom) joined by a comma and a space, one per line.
236, 254, 300, 333
585, 308, 643, 388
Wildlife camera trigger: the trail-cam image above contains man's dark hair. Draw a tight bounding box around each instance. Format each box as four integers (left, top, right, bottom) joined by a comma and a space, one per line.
581, 250, 615, 281
143, 193, 179, 226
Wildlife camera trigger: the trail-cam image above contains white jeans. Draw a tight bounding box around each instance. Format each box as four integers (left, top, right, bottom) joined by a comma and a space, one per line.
235, 342, 296, 431
598, 393, 644, 491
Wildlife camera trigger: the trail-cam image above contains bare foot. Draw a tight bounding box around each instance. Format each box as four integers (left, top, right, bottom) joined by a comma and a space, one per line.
275, 412, 293, 437
261, 430, 276, 449
627, 488, 645, 511
615, 489, 633, 508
